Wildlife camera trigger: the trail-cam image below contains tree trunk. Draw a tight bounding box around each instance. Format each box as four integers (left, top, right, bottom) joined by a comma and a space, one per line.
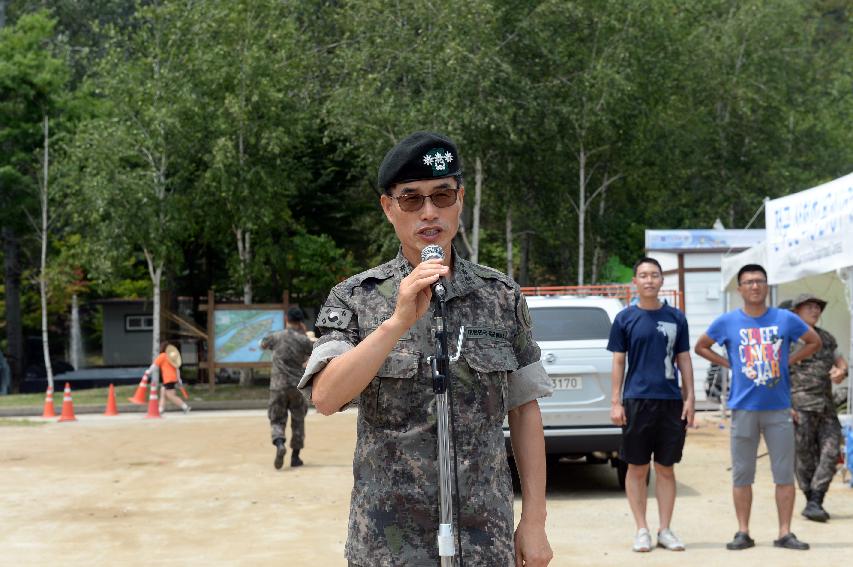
39, 115, 54, 391
590, 183, 608, 284
2, 227, 22, 392
519, 231, 530, 286
144, 248, 164, 360
235, 228, 253, 386
70, 294, 82, 370
577, 148, 587, 286
471, 156, 483, 264
505, 206, 513, 277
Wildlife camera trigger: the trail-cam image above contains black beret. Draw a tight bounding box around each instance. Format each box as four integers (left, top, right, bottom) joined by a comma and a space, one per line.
286, 306, 305, 322
378, 131, 461, 191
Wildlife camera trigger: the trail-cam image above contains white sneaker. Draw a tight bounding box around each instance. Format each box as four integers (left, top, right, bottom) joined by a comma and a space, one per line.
633, 528, 652, 552
657, 528, 685, 551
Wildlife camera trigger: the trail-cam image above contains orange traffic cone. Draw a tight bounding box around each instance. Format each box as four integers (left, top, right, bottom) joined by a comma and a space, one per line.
41, 385, 57, 418
144, 381, 161, 419
128, 372, 149, 404
104, 383, 120, 416
58, 382, 77, 422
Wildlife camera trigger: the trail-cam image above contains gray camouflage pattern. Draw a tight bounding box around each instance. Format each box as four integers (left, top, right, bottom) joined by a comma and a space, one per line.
261, 329, 313, 445
301, 247, 552, 566
791, 326, 842, 493
790, 326, 838, 413
269, 387, 307, 447
260, 328, 313, 389
794, 408, 841, 493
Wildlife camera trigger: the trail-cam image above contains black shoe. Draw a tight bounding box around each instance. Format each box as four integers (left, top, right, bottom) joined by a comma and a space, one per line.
773, 533, 809, 550
291, 449, 303, 467
802, 499, 829, 522
273, 440, 286, 470
726, 531, 755, 550
813, 489, 831, 519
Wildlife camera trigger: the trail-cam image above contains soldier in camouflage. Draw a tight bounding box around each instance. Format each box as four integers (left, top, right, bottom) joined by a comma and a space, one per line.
298, 132, 554, 566
260, 306, 314, 469
789, 293, 849, 522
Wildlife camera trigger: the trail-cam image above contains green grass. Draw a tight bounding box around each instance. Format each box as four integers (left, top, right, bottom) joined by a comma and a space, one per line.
0, 383, 269, 408
0, 418, 47, 427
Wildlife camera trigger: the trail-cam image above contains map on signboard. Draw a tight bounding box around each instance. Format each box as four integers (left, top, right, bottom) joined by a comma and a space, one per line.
214, 310, 284, 363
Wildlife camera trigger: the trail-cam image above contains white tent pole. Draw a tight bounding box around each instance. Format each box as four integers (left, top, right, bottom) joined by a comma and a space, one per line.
721, 288, 730, 427
848, 266, 853, 417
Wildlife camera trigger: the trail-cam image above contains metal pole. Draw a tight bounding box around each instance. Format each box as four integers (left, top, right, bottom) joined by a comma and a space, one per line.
430, 299, 457, 566
720, 281, 730, 428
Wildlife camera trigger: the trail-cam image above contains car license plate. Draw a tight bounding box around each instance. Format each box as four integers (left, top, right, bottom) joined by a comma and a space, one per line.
552, 376, 583, 390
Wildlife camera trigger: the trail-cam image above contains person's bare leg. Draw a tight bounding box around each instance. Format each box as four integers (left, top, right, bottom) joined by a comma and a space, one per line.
165, 389, 187, 409
733, 485, 752, 533
626, 463, 650, 530
776, 483, 795, 537
159, 385, 165, 413
654, 463, 676, 530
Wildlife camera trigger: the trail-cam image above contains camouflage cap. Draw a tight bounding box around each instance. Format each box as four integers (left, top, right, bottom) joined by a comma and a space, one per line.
377, 131, 461, 191
791, 293, 827, 311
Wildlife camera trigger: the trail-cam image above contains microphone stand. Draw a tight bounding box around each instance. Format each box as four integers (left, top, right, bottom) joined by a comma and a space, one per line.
429, 288, 465, 567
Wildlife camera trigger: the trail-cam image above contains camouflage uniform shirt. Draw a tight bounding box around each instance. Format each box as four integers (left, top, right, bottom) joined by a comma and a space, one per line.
261, 328, 313, 390
790, 326, 839, 413
298, 248, 553, 567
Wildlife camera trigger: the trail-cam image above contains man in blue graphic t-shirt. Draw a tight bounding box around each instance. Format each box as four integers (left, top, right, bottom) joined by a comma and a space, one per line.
696, 264, 821, 552
608, 257, 695, 553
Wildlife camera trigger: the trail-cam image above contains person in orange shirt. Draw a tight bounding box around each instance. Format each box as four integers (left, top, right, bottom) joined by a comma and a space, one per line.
147, 342, 190, 414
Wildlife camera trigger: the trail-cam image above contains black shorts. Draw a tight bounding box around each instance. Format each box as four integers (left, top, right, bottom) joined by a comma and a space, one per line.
620, 398, 686, 466
162, 382, 177, 391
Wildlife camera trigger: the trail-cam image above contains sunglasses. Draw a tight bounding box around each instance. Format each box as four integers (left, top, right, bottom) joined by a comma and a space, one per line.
390, 188, 459, 212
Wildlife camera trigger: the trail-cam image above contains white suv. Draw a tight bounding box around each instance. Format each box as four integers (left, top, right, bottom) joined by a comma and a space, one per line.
504, 295, 629, 487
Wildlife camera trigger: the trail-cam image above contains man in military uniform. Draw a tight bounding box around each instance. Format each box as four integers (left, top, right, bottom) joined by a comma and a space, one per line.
298, 131, 554, 566
261, 306, 314, 469
789, 293, 849, 522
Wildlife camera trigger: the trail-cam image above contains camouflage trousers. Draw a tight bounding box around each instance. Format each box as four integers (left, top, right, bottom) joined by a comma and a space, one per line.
794, 409, 842, 493
269, 386, 307, 449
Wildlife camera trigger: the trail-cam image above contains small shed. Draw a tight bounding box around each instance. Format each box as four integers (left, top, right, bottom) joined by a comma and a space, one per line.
97, 299, 155, 366
646, 229, 766, 399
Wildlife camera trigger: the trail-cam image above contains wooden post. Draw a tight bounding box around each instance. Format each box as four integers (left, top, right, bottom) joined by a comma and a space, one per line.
207, 289, 215, 391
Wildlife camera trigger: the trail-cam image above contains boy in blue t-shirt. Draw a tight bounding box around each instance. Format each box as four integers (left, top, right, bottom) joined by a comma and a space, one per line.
608, 257, 695, 552
696, 264, 821, 552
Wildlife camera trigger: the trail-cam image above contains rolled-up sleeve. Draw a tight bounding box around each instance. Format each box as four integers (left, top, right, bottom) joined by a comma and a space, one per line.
507, 288, 553, 409
298, 334, 354, 402
507, 360, 553, 410
297, 286, 359, 405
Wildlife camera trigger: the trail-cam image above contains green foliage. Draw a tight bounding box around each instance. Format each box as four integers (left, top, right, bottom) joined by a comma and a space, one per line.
600, 256, 633, 284
2, 0, 852, 360
0, 10, 69, 230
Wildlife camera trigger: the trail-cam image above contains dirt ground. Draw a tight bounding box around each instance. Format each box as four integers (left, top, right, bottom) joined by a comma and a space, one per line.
1, 409, 852, 567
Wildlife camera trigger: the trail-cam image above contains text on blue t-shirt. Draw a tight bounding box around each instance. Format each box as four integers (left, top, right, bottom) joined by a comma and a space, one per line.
705, 307, 809, 411
607, 303, 690, 400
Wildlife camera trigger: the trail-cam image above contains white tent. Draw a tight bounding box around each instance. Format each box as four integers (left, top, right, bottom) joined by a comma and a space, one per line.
720, 171, 853, 372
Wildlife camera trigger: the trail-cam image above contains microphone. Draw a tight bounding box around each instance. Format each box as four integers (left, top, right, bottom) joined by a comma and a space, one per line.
420, 244, 447, 300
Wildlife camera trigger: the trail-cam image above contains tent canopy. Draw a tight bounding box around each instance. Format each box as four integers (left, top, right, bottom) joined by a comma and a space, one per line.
720, 171, 853, 361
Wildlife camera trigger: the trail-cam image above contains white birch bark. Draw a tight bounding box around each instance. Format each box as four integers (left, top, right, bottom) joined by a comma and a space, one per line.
471, 156, 483, 264
70, 294, 82, 370
506, 206, 513, 277
39, 115, 54, 390
144, 248, 164, 360
577, 148, 587, 285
